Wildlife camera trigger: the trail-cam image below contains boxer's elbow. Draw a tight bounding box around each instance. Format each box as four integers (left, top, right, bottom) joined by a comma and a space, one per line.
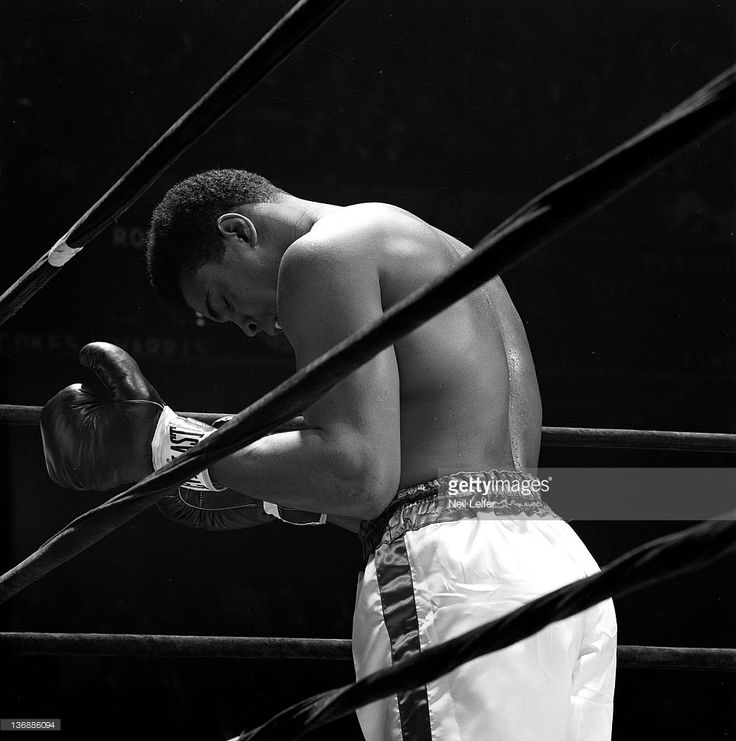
354, 465, 397, 520
323, 430, 398, 519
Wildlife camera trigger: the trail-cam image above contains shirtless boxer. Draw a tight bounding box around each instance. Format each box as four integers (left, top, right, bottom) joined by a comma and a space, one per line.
42, 169, 616, 740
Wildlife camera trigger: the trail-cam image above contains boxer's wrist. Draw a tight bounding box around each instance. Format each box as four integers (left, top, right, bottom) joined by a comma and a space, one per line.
151, 406, 226, 492
208, 458, 229, 490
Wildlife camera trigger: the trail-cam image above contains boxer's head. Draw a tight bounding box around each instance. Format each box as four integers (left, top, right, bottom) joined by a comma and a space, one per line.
146, 169, 286, 336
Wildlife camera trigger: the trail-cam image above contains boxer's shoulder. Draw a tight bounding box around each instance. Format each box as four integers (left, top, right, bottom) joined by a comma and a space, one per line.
306, 202, 433, 246
281, 202, 441, 288
278, 222, 378, 292
278, 205, 396, 289
276, 212, 387, 352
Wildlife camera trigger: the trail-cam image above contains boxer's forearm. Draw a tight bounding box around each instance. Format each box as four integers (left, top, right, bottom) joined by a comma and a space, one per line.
209, 428, 390, 519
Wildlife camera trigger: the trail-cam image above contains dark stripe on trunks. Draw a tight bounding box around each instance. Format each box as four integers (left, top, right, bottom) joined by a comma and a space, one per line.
374, 536, 433, 741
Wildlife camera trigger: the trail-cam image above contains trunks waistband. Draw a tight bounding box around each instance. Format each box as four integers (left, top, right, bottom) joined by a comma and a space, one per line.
358, 470, 558, 562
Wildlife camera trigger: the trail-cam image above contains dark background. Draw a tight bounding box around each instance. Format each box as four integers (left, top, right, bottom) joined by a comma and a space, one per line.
1, 0, 734, 738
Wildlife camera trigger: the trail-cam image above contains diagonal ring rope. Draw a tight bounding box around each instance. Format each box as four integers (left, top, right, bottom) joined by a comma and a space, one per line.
0, 0, 349, 326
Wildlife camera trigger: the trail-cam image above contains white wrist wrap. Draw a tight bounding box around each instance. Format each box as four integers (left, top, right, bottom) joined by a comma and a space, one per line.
262, 501, 327, 526
151, 406, 226, 492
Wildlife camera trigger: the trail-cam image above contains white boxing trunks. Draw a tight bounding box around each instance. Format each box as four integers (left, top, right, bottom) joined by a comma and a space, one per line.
353, 470, 617, 741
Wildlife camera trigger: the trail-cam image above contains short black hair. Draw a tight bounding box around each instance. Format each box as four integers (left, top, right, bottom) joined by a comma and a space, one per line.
146, 169, 281, 309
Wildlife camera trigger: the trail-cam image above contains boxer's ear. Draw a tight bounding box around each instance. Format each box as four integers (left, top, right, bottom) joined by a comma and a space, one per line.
216, 213, 258, 246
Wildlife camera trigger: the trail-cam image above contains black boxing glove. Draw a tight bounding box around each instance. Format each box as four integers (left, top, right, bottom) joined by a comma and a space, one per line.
157, 488, 273, 530
157, 488, 328, 529
40, 342, 224, 492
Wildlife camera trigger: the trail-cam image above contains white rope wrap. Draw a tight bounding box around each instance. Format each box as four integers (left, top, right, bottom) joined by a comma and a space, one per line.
47, 238, 83, 267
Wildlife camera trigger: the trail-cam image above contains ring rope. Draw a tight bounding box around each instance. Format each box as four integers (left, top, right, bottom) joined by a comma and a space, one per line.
0, 632, 733, 672
232, 516, 736, 740
0, 633, 351, 661
0, 0, 348, 327
0, 63, 734, 608
2, 404, 733, 453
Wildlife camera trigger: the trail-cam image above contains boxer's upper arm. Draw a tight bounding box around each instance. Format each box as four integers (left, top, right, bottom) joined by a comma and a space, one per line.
277, 235, 401, 515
